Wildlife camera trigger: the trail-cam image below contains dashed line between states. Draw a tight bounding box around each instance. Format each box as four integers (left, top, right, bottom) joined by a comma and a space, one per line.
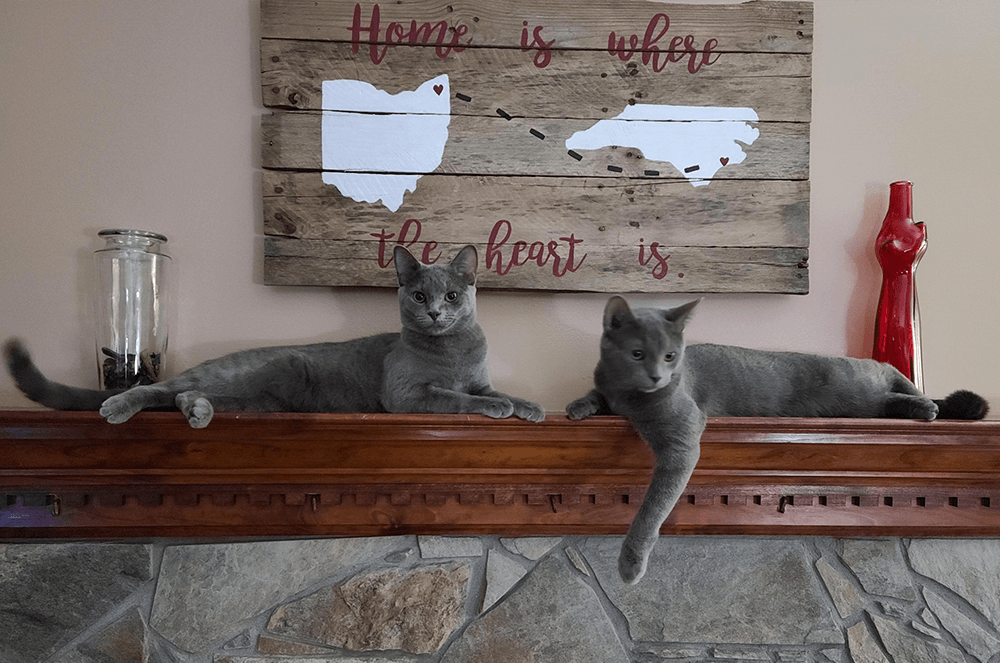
458, 93, 670, 177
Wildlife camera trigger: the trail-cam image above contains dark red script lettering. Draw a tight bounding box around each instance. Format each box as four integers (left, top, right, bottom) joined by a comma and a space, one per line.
371, 219, 588, 279
486, 220, 587, 278
637, 238, 671, 280
370, 219, 442, 267
607, 13, 720, 74
520, 22, 554, 68
348, 3, 471, 65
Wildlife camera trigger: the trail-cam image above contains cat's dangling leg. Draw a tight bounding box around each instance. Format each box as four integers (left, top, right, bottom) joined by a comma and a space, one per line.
175, 390, 214, 428
619, 406, 705, 584
99, 385, 175, 424
619, 441, 701, 583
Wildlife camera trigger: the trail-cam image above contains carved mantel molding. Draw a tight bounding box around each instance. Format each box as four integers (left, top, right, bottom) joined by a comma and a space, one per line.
2, 411, 999, 539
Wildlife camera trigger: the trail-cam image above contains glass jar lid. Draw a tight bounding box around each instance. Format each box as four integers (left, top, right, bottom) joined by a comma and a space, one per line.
98, 229, 168, 244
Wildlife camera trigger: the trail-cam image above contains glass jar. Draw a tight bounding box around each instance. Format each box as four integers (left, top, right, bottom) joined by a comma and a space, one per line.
93, 229, 171, 389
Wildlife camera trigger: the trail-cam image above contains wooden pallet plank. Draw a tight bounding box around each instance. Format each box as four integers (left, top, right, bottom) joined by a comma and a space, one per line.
261, 40, 811, 122
263, 236, 809, 293
262, 111, 809, 180
263, 172, 809, 248
261, 0, 813, 54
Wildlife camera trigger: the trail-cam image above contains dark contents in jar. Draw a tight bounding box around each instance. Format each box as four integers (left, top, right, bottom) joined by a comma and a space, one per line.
101, 347, 161, 389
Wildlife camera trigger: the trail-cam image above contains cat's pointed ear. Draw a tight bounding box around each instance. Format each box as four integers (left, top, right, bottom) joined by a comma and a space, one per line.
603, 296, 635, 330
394, 245, 421, 285
451, 245, 478, 286
662, 298, 701, 330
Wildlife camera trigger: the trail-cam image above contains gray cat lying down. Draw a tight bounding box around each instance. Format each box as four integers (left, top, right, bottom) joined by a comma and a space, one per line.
5, 245, 545, 428
567, 296, 989, 584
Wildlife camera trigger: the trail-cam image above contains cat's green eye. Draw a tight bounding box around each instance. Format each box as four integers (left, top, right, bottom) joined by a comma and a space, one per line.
664, 353, 676, 362
413, 292, 426, 303
631, 350, 644, 360
445, 291, 458, 302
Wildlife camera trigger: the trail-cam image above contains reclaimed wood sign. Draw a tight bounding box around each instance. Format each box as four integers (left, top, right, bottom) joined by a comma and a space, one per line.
261, 0, 812, 292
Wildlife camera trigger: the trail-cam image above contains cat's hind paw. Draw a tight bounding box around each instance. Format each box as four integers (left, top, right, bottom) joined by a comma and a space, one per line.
176, 391, 214, 428
511, 398, 545, 422
99, 395, 140, 424
618, 542, 649, 585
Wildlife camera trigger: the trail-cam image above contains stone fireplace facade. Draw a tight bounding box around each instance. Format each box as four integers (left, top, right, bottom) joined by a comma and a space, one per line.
2, 535, 998, 663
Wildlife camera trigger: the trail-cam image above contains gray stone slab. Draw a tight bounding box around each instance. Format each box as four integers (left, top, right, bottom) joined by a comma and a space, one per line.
714, 644, 769, 660
840, 539, 915, 600
267, 562, 470, 654
870, 613, 966, 663
579, 537, 843, 645
909, 539, 1000, 630
820, 647, 847, 663
482, 549, 527, 612
0, 543, 152, 663
910, 619, 941, 639
52, 609, 157, 663
500, 537, 562, 560
440, 555, 630, 663
256, 635, 333, 655
150, 537, 411, 653
923, 587, 1000, 663
919, 607, 940, 628
816, 557, 865, 619
847, 621, 889, 663
565, 546, 590, 576
418, 536, 483, 558
636, 644, 706, 658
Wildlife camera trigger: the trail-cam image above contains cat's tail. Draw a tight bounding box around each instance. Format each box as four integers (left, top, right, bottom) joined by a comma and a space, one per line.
933, 390, 990, 420
4, 338, 123, 410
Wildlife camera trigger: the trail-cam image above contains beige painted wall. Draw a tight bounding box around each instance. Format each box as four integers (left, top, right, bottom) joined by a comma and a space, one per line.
1, 0, 997, 414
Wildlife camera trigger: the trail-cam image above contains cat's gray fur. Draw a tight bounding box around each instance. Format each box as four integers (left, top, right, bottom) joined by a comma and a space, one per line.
5, 245, 545, 427
567, 296, 989, 584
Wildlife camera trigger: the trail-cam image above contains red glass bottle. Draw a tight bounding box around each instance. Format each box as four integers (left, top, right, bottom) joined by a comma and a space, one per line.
872, 181, 926, 391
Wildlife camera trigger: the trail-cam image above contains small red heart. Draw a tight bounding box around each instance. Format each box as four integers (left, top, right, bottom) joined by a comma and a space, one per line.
433, 84, 444, 95
719, 157, 729, 166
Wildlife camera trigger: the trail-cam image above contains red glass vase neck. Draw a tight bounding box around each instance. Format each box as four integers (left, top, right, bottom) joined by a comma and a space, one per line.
886, 181, 913, 221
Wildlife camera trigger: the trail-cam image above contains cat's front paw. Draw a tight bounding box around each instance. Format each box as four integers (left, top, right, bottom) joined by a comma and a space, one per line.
511, 398, 545, 422
618, 540, 649, 585
566, 396, 599, 420
480, 397, 515, 419
99, 395, 140, 424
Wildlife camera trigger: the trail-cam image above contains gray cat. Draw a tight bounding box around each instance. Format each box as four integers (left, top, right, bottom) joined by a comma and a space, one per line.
5, 245, 545, 428
567, 296, 989, 584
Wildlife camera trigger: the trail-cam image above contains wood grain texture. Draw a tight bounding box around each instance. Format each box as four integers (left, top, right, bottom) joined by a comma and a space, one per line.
261, 0, 814, 53
263, 237, 809, 292
263, 171, 810, 246
261, 39, 812, 122
263, 111, 809, 179
3, 411, 1000, 539
259, 0, 813, 292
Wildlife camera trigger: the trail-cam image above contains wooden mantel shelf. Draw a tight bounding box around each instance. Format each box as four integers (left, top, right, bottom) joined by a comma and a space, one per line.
3, 411, 1000, 539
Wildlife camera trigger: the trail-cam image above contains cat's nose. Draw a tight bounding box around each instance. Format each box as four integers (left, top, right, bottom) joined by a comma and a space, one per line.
428, 310, 441, 321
